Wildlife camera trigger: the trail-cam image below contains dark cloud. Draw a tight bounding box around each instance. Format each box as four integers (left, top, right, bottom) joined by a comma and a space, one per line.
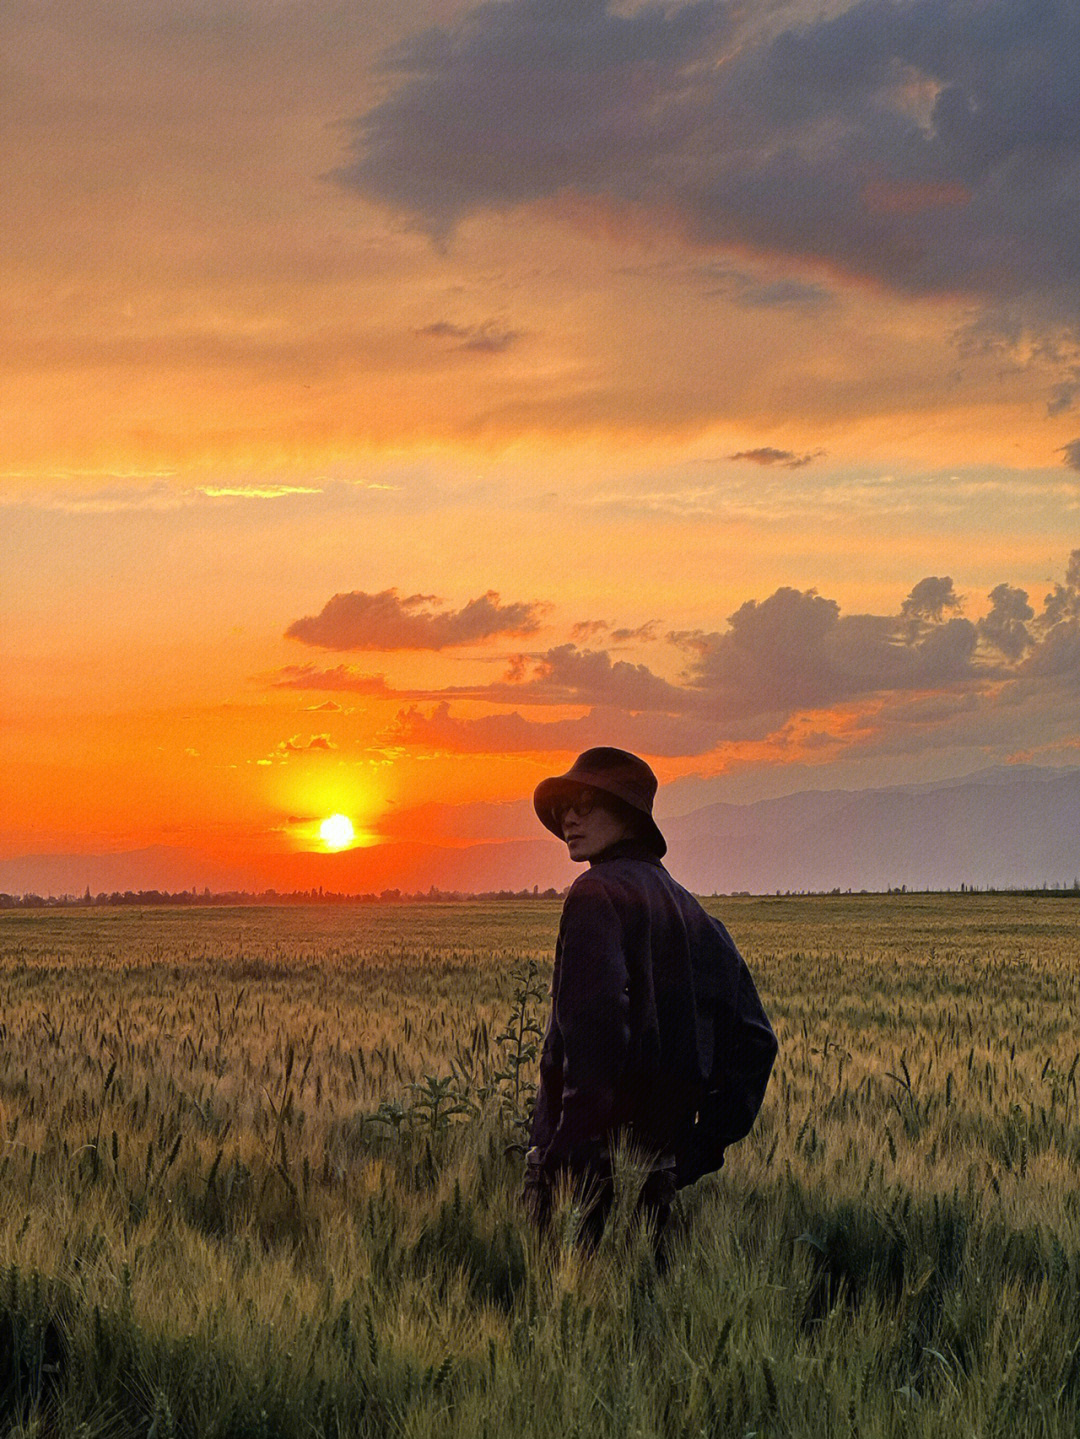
285, 587, 544, 651
1048, 383, 1079, 418
978, 583, 1034, 660
494, 643, 690, 710
610, 621, 660, 643
268, 551, 1080, 759
729, 447, 824, 469
415, 319, 523, 352
671, 582, 981, 723
732, 278, 834, 311
571, 619, 609, 641
1062, 439, 1080, 471
1021, 548, 1080, 680
340, 0, 1080, 305
268, 641, 683, 709
900, 576, 963, 623
569, 619, 658, 643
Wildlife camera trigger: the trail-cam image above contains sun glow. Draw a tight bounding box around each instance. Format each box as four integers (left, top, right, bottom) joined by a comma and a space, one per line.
319, 814, 355, 850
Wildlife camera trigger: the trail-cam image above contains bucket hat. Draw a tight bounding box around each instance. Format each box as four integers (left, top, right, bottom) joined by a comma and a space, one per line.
533, 746, 667, 858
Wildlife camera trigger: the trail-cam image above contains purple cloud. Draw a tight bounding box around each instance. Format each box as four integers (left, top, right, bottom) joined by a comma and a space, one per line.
285, 588, 544, 651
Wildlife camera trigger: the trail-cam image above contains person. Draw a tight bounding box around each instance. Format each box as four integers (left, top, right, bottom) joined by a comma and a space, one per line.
522, 747, 777, 1268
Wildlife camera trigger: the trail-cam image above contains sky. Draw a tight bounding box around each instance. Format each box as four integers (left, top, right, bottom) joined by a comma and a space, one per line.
3, 0, 1079, 893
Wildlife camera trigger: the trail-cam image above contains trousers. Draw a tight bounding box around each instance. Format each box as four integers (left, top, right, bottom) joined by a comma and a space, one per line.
522, 1156, 678, 1271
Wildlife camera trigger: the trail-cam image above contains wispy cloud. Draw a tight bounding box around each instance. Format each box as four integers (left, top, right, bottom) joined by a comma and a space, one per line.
415, 320, 524, 353
200, 485, 324, 499
0, 479, 324, 513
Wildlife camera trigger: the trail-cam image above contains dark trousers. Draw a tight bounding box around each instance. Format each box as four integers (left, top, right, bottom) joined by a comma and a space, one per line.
524, 1162, 677, 1272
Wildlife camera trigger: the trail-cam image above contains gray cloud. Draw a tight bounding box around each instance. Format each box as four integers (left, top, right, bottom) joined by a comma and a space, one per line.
568, 619, 659, 643
285, 587, 544, 651
340, 0, 1080, 306
1062, 439, 1080, 471
729, 447, 824, 469
268, 551, 1080, 757
415, 319, 524, 352
671, 582, 982, 724
272, 665, 399, 696
611, 621, 660, 643
1022, 548, 1080, 679
900, 575, 963, 624
271, 642, 693, 711
732, 278, 834, 311
978, 583, 1035, 660
385, 701, 723, 757
570, 619, 610, 641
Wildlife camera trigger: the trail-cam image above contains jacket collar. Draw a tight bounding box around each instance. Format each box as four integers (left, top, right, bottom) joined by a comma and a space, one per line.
588, 837, 665, 867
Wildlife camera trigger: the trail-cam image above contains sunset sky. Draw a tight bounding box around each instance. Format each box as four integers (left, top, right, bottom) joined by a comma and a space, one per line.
3, 0, 1079, 893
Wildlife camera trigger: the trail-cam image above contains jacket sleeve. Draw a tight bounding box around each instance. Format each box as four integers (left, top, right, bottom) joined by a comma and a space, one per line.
678, 956, 777, 1188
527, 1008, 563, 1155
712, 958, 777, 1147
542, 879, 631, 1174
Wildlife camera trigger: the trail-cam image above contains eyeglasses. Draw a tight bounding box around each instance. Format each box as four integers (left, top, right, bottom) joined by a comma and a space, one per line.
553, 789, 601, 825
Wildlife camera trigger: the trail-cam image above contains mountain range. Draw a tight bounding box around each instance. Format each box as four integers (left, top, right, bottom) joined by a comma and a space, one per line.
3, 765, 1077, 898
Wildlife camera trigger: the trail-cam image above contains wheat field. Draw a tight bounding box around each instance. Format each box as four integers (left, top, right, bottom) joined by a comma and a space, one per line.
0, 892, 1078, 1437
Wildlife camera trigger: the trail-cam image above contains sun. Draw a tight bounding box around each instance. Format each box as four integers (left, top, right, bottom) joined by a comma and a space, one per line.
319, 814, 355, 851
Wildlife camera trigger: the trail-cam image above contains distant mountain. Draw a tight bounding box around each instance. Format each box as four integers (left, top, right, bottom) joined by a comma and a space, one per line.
663, 766, 1080, 894
3, 766, 1077, 898
0, 846, 263, 897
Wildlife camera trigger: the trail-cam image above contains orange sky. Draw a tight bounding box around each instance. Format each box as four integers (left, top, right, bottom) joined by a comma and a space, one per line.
3, 0, 1078, 893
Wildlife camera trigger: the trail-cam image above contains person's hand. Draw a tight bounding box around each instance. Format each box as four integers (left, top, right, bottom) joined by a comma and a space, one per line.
540, 1136, 611, 1182
522, 1148, 552, 1228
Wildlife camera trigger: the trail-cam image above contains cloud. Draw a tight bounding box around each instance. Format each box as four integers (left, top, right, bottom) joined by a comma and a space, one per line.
304, 699, 343, 712
285, 587, 544, 651
729, 277, 835, 311
1021, 548, 1080, 680
900, 575, 963, 623
1062, 439, 1080, 471
279, 734, 336, 754
729, 448, 825, 469
569, 618, 658, 643
271, 665, 399, 696
200, 485, 323, 499
266, 550, 1080, 762
978, 583, 1035, 660
340, 0, 1080, 308
415, 320, 524, 352
611, 622, 660, 644
571, 619, 610, 641
490, 643, 693, 710
670, 581, 982, 724
385, 702, 724, 757
267, 642, 691, 710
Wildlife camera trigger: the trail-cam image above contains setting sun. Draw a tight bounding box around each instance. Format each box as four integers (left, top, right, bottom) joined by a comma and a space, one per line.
319, 814, 355, 851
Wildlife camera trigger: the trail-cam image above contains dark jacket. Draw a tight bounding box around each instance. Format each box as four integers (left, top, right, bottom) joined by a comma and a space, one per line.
528, 839, 777, 1187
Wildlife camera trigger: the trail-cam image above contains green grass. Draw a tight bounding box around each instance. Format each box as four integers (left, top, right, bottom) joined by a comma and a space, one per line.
0, 893, 1078, 1437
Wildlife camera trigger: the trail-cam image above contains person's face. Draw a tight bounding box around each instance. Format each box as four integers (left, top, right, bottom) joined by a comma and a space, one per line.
556, 787, 637, 862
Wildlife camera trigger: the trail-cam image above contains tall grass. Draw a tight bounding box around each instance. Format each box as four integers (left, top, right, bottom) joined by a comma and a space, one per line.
0, 893, 1077, 1437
